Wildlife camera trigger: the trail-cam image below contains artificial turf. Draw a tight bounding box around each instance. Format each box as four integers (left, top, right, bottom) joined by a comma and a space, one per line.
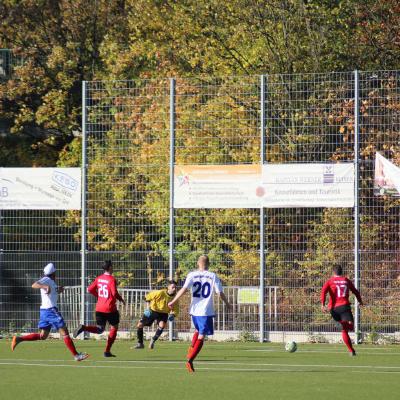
1, 339, 400, 399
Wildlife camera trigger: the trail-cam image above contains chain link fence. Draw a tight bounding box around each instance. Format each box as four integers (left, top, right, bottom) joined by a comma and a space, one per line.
1, 71, 399, 343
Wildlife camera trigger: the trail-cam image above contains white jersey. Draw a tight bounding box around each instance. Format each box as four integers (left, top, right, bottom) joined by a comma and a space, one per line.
183, 270, 223, 316
37, 276, 58, 309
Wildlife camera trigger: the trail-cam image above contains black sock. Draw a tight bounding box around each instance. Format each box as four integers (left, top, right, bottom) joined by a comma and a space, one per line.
153, 328, 164, 341
137, 328, 144, 344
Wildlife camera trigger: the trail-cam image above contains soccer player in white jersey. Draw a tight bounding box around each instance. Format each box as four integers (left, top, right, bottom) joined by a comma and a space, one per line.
11, 263, 89, 361
168, 255, 231, 373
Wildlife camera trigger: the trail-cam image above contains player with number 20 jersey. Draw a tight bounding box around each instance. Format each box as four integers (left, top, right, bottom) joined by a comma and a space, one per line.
168, 255, 231, 373
321, 264, 363, 356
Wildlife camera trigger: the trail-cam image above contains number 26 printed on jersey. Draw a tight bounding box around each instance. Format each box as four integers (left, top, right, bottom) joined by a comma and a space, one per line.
192, 281, 211, 298
98, 283, 109, 298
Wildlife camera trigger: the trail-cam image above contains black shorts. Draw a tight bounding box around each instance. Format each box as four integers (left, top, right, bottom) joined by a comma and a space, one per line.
330, 305, 354, 323
96, 311, 120, 327
140, 310, 168, 326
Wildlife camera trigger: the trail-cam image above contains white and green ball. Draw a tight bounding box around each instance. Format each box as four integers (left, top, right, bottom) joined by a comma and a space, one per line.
285, 341, 297, 353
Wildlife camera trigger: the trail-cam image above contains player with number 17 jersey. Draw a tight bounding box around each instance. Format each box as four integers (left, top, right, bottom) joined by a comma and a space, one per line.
321, 265, 363, 356
321, 275, 361, 310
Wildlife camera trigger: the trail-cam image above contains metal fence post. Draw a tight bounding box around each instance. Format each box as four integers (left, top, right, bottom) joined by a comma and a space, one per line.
353, 70, 361, 343
81, 81, 87, 334
259, 75, 266, 343
169, 78, 176, 341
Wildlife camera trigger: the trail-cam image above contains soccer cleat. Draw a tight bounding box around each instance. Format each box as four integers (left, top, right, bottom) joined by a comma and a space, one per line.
133, 342, 144, 349
186, 360, 195, 373
149, 339, 155, 349
73, 325, 84, 339
350, 350, 357, 357
104, 352, 116, 358
11, 336, 21, 351
74, 352, 89, 362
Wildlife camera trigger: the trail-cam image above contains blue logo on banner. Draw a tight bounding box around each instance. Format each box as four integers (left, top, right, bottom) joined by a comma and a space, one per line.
323, 166, 334, 184
52, 171, 78, 191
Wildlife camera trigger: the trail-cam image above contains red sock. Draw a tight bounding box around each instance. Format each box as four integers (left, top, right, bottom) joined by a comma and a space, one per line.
105, 327, 118, 353
21, 333, 41, 341
341, 330, 355, 353
63, 335, 78, 356
191, 331, 199, 347
84, 325, 101, 334
188, 338, 204, 361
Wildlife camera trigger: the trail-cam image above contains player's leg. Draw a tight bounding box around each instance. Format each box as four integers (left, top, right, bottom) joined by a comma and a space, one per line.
340, 318, 356, 355
135, 320, 145, 349
104, 312, 120, 357
332, 306, 356, 355
187, 329, 199, 358
73, 312, 106, 338
149, 317, 166, 349
186, 316, 213, 372
11, 328, 49, 351
59, 326, 89, 361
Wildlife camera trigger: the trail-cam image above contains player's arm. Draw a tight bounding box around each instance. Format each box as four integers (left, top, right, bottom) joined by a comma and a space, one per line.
218, 291, 232, 309
168, 287, 187, 308
32, 281, 50, 293
87, 279, 98, 297
111, 279, 125, 305
171, 301, 179, 317
348, 279, 363, 305
214, 276, 231, 309
320, 281, 329, 312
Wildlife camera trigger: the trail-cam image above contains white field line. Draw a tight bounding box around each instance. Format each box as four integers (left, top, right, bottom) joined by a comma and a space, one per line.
1, 358, 400, 370
1, 361, 400, 374
244, 349, 400, 355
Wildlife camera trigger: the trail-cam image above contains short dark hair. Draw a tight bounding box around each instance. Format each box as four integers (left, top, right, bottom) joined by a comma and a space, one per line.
333, 265, 343, 276
168, 279, 177, 286
102, 260, 113, 271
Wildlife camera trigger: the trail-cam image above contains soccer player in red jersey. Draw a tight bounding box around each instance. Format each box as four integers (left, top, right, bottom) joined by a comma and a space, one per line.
73, 260, 125, 357
321, 265, 363, 356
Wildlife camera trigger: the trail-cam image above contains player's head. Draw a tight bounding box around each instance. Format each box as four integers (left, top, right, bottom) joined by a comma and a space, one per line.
197, 255, 210, 271
167, 280, 177, 295
102, 260, 113, 273
43, 262, 56, 278
333, 264, 343, 276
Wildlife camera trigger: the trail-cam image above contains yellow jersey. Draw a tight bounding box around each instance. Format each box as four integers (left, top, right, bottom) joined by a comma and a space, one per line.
145, 289, 179, 316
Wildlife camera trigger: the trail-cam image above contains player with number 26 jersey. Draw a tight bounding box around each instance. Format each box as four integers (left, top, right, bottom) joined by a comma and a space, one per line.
73, 260, 125, 358
87, 269, 123, 313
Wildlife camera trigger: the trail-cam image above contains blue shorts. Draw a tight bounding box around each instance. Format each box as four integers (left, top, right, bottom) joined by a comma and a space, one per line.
192, 316, 214, 336
38, 308, 66, 330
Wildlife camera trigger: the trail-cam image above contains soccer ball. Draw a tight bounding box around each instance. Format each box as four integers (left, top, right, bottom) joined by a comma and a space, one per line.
285, 341, 297, 353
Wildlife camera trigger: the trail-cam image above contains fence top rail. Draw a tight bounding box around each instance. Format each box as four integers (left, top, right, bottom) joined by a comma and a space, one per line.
84, 70, 399, 85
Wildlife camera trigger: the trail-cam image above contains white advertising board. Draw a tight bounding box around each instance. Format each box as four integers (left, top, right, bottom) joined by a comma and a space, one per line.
0, 168, 81, 210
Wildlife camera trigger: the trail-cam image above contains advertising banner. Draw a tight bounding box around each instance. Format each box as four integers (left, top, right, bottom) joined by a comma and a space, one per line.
0, 168, 81, 210
174, 163, 354, 209
374, 152, 400, 196
260, 163, 354, 208
174, 164, 261, 208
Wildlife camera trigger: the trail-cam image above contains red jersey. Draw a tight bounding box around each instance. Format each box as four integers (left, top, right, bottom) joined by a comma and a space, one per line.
321, 275, 362, 309
87, 273, 123, 313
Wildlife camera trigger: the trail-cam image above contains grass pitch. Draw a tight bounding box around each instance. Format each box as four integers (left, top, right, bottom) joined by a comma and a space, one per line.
1, 339, 400, 399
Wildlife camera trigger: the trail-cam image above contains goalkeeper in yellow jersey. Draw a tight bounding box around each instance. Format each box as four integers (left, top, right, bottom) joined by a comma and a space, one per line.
134, 280, 179, 349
